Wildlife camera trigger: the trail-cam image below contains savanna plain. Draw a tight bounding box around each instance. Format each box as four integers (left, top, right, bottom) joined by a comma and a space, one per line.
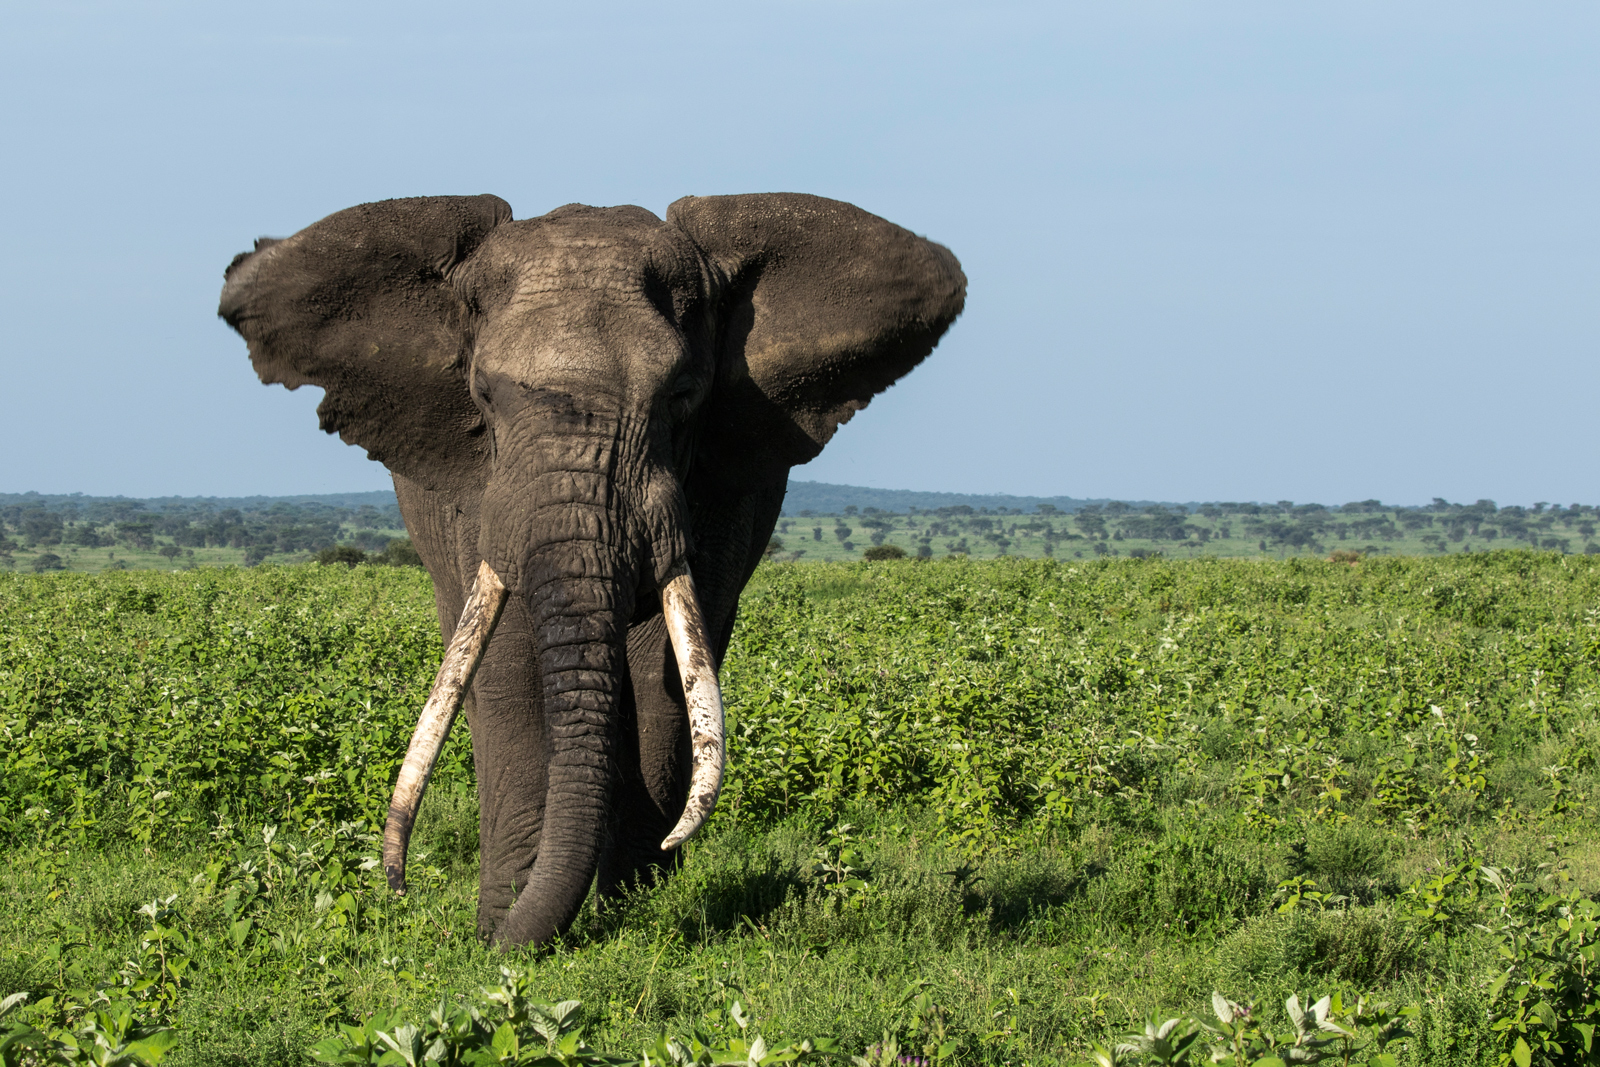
2, 553, 1598, 1067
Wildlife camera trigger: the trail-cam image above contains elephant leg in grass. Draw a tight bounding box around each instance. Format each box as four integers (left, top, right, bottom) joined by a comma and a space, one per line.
596, 482, 786, 901
395, 476, 551, 939
398, 472, 780, 923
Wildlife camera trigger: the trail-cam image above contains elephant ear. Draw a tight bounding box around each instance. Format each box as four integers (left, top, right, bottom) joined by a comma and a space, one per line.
666, 193, 965, 492
219, 195, 513, 492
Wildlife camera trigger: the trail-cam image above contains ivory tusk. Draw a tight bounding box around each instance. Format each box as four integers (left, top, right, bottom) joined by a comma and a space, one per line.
382, 560, 508, 894
659, 564, 725, 850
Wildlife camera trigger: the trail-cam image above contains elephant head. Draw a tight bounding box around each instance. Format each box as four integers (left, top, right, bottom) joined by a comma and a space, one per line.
218, 192, 964, 948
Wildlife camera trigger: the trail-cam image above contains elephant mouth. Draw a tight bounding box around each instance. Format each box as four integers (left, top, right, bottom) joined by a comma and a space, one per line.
380, 558, 724, 895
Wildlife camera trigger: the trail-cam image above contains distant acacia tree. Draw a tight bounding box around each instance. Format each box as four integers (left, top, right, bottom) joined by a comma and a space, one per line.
316, 545, 368, 568
159, 545, 181, 561
32, 553, 65, 572
65, 523, 103, 548
118, 522, 155, 550
377, 538, 424, 567
351, 530, 392, 551
863, 545, 905, 560
765, 536, 784, 559
20, 511, 63, 547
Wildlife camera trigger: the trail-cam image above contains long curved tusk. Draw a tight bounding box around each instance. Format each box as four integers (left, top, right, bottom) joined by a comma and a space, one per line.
383, 560, 508, 894
659, 564, 725, 850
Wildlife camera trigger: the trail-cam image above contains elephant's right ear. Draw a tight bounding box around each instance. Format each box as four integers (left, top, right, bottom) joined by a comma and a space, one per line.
219, 195, 513, 492
666, 193, 965, 493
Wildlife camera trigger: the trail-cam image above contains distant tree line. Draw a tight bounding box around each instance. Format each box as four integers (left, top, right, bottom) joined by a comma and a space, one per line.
778, 498, 1600, 559
0, 494, 411, 568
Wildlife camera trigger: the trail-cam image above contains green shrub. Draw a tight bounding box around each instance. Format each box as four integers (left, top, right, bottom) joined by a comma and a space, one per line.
315, 545, 368, 568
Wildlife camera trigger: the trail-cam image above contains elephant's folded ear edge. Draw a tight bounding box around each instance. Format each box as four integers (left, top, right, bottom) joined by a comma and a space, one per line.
218, 194, 514, 493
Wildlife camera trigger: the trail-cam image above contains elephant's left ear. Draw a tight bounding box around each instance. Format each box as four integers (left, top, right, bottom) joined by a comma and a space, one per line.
219, 195, 513, 492
667, 193, 965, 490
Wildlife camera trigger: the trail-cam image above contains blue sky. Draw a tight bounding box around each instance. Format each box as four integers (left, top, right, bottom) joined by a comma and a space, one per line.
2, 2, 1595, 505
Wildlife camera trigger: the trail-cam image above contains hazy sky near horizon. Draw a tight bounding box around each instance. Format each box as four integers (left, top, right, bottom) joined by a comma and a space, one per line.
2, 2, 1595, 507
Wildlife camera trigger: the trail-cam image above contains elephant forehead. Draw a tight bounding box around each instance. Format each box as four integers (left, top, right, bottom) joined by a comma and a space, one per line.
468, 211, 707, 304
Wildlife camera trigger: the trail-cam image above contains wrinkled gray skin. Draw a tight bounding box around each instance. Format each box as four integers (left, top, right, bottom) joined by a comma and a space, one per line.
219, 193, 964, 948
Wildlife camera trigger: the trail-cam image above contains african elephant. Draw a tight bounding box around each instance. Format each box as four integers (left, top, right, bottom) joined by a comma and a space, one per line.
218, 193, 964, 948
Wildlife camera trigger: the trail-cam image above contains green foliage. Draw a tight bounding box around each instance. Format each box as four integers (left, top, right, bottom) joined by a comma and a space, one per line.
1480, 866, 1600, 1066
0, 567, 448, 847
724, 553, 1600, 850
2, 555, 1600, 1065
0, 992, 176, 1067
306, 972, 828, 1067
1072, 991, 1414, 1067
318, 546, 371, 569
377, 539, 424, 568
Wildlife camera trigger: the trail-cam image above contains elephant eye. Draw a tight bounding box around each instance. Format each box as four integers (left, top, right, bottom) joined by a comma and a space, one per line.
666, 377, 699, 416
471, 368, 494, 412
640, 265, 688, 324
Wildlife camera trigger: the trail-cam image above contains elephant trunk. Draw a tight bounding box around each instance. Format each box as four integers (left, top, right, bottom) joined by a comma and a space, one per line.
385, 400, 726, 948
493, 542, 632, 948
380, 556, 727, 938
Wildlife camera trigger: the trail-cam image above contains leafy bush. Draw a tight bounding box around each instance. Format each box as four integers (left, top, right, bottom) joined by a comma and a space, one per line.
1073, 991, 1414, 1067
1480, 866, 1600, 1066
3, 554, 1600, 1065
375, 538, 423, 567
0, 567, 445, 844
308, 972, 828, 1067
316, 546, 370, 569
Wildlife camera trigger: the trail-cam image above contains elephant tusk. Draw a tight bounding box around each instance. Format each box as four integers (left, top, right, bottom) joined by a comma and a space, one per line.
383, 560, 508, 894
659, 564, 725, 851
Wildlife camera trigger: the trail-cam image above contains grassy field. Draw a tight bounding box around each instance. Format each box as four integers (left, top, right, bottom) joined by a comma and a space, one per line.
2, 554, 1598, 1066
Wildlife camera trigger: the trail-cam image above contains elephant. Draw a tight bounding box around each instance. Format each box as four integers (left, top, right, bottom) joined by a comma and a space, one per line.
218, 192, 965, 948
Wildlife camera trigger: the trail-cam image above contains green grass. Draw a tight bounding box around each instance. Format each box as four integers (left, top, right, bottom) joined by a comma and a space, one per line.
3, 554, 1599, 1065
